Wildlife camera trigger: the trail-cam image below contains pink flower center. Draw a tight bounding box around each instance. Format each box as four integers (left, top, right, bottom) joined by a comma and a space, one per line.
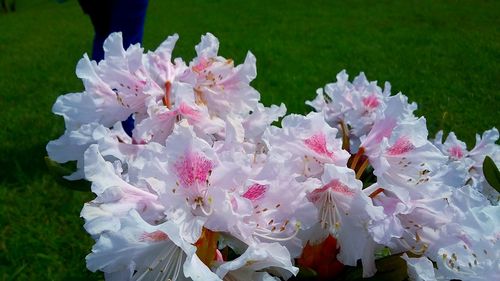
140, 230, 169, 242
174, 152, 213, 187
309, 179, 354, 202
362, 94, 380, 109
448, 145, 464, 159
304, 133, 334, 158
192, 57, 210, 73
324, 179, 354, 195
242, 184, 268, 201
178, 103, 200, 120
387, 137, 415, 155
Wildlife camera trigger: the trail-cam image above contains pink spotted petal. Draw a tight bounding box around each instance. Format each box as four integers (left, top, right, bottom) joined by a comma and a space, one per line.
140, 230, 169, 242
304, 133, 334, 158
309, 179, 354, 203
387, 137, 415, 155
242, 183, 268, 201
174, 152, 213, 187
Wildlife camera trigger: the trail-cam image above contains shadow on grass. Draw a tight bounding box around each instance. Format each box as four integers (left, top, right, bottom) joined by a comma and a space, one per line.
0, 142, 51, 186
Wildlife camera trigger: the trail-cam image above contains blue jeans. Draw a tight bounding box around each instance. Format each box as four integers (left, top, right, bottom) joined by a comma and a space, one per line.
79, 0, 149, 136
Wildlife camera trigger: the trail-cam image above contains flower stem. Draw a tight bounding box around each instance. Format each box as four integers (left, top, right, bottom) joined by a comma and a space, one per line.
369, 188, 385, 198
339, 120, 350, 152
356, 157, 369, 179
350, 147, 365, 170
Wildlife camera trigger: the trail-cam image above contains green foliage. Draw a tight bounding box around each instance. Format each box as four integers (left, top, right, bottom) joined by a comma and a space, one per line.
1, 0, 16, 13
483, 156, 500, 192
293, 253, 409, 281
0, 0, 499, 279
44, 157, 91, 192
337, 254, 409, 281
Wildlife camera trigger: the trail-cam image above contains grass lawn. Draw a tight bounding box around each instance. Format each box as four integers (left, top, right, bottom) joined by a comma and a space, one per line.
0, 0, 498, 279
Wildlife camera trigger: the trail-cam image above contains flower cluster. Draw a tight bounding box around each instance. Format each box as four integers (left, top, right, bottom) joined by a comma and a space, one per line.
47, 33, 499, 281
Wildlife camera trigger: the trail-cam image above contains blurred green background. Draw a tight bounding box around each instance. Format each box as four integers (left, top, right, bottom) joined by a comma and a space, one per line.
0, 0, 498, 280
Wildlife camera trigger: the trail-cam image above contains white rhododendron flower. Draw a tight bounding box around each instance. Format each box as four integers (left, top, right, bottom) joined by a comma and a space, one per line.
307, 164, 384, 277
86, 210, 220, 281
263, 112, 350, 177
401, 254, 438, 281
434, 128, 500, 204
47, 32, 499, 281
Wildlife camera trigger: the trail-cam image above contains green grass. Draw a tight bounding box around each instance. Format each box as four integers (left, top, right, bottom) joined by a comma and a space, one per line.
0, 0, 498, 279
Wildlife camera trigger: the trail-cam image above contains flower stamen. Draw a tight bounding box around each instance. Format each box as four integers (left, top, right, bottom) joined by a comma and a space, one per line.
254, 223, 301, 242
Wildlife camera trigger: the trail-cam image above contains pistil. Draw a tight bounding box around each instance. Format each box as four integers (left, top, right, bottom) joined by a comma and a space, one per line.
162, 81, 172, 108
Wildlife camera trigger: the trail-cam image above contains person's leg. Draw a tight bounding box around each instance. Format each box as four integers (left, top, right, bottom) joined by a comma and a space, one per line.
78, 0, 113, 61
80, 0, 149, 135
108, 0, 149, 137
110, 0, 149, 47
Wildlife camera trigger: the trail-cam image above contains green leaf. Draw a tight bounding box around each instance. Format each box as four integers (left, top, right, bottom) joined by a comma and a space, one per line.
44, 156, 91, 192
295, 266, 318, 279
483, 155, 500, 192
337, 254, 408, 281
374, 247, 392, 259
44, 156, 74, 177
